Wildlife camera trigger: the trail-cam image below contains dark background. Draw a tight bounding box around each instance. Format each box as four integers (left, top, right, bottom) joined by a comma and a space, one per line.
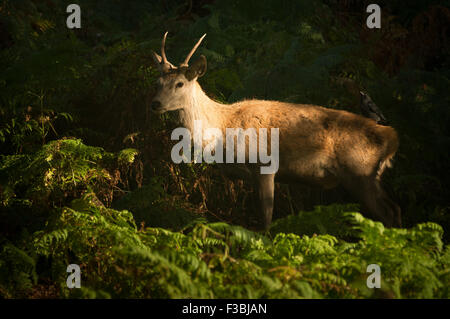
0, 0, 449, 298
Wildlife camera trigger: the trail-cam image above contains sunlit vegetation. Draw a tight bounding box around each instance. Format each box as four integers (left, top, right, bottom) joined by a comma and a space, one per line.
0, 0, 449, 298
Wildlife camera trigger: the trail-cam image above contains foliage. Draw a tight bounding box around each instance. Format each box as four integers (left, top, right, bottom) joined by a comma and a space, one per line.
0, 0, 449, 298
0, 138, 137, 208
2, 187, 449, 298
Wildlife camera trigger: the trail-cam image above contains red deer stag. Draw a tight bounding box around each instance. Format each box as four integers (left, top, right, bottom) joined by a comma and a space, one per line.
150, 32, 401, 230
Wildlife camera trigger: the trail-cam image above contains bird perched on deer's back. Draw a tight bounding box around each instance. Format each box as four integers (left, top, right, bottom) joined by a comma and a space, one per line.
359, 91, 388, 125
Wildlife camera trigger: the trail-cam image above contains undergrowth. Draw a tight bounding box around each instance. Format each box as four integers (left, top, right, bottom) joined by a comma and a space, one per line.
0, 139, 448, 298
0, 0, 449, 299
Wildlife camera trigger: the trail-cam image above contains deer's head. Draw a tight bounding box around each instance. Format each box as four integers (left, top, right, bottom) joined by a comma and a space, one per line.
150, 32, 207, 114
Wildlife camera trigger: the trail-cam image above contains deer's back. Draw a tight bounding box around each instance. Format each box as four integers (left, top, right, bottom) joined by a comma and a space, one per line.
223, 99, 398, 183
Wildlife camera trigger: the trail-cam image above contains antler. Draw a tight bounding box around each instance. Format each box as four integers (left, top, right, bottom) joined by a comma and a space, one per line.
152, 32, 206, 73
180, 33, 206, 67
160, 31, 170, 66
152, 31, 176, 73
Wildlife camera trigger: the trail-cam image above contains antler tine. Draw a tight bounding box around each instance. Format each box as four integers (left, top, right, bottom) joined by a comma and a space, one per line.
180, 33, 206, 67
157, 31, 177, 72
161, 31, 169, 65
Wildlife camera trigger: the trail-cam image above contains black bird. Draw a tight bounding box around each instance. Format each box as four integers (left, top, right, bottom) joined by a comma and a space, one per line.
359, 91, 388, 125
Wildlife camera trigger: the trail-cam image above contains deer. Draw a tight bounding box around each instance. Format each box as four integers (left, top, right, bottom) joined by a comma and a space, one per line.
150, 32, 402, 230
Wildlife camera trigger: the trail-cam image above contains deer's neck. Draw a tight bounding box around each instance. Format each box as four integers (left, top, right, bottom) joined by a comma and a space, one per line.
179, 82, 226, 133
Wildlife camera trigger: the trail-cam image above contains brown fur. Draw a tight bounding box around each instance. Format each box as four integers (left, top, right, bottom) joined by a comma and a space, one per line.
151, 50, 401, 229
217, 99, 399, 187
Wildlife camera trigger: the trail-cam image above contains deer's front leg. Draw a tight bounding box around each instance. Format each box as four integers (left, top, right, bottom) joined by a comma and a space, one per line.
255, 173, 275, 230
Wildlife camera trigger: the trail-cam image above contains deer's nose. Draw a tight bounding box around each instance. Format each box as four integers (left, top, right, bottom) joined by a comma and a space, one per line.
151, 101, 162, 111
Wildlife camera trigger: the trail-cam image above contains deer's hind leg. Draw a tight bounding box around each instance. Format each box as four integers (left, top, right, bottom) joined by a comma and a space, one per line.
375, 181, 402, 227
342, 175, 401, 227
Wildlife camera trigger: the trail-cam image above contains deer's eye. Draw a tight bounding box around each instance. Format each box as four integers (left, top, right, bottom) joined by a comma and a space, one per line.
176, 82, 184, 88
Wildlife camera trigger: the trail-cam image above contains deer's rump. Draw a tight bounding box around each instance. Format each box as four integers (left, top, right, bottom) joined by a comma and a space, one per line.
239, 102, 400, 186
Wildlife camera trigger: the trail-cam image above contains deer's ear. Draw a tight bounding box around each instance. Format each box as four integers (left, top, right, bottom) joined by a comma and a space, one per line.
185, 55, 207, 80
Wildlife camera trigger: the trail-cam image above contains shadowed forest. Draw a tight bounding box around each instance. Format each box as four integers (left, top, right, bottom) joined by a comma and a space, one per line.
0, 0, 449, 298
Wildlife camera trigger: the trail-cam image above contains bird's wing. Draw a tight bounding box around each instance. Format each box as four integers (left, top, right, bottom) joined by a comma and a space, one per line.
368, 102, 387, 121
